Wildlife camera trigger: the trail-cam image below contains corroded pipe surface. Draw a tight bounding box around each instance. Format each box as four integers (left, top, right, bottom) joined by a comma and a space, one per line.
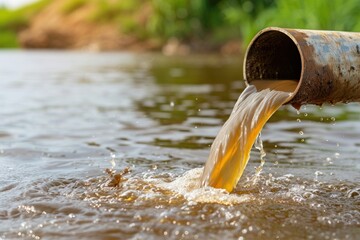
244, 27, 360, 108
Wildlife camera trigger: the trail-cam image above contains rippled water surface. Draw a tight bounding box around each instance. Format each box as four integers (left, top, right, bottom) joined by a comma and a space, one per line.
0, 51, 359, 240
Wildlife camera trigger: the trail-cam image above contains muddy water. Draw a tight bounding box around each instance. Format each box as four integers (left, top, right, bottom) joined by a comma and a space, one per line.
0, 51, 359, 240
201, 80, 297, 192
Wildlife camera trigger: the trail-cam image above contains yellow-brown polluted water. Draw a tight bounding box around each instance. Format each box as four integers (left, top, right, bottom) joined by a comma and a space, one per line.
201, 80, 298, 192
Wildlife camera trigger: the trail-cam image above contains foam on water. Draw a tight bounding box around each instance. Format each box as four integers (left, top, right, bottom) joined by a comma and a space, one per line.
155, 168, 252, 205
1, 164, 359, 240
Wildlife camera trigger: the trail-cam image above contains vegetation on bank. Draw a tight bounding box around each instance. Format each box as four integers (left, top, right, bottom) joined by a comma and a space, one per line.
0, 0, 51, 47
2, 0, 360, 49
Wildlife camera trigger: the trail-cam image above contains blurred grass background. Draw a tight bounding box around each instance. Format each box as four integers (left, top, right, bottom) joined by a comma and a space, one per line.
2, 0, 360, 50
0, 0, 51, 47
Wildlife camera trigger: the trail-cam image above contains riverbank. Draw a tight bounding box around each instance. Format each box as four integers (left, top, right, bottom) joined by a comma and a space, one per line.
2, 0, 360, 54
2, 0, 242, 54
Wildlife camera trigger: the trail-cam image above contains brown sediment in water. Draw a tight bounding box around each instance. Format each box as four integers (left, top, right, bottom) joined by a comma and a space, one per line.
201, 80, 298, 192
251, 80, 298, 92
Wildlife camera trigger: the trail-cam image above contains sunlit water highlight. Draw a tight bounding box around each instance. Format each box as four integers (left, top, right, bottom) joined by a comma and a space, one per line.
0, 51, 359, 239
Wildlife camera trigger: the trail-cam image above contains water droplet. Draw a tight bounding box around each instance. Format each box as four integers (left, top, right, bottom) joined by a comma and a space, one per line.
296, 110, 300, 115
299, 131, 304, 135
331, 117, 336, 121
334, 152, 340, 158
304, 113, 308, 117
170, 101, 175, 107
194, 126, 198, 129
274, 161, 278, 165
274, 144, 277, 148
297, 119, 301, 122
320, 117, 324, 121
315, 171, 324, 176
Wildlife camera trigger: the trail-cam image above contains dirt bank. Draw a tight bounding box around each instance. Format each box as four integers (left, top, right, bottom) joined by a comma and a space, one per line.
18, 0, 241, 54
19, 0, 159, 51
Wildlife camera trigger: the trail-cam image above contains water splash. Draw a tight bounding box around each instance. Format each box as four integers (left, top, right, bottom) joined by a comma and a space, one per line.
252, 133, 267, 184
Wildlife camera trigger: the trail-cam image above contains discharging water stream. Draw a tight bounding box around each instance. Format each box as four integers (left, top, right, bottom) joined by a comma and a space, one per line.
201, 80, 298, 192
0, 51, 359, 240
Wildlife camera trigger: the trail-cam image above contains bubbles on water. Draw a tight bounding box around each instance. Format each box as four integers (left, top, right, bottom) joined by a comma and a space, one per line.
7, 166, 358, 240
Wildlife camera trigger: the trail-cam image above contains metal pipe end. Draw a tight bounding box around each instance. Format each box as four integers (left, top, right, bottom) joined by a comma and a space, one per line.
243, 27, 303, 107
244, 27, 360, 107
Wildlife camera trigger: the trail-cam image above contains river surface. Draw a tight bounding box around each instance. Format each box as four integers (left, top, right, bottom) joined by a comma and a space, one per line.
0, 51, 359, 240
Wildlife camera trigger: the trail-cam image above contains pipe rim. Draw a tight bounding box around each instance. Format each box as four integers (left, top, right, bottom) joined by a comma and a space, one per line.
243, 27, 304, 101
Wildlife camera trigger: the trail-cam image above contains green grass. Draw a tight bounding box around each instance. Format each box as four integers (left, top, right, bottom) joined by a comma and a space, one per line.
3, 0, 360, 50
221, 0, 360, 47
61, 0, 87, 14
0, 30, 19, 48
0, 0, 51, 48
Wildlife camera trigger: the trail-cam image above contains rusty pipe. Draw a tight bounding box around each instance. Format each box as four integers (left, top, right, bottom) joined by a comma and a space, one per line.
243, 27, 360, 108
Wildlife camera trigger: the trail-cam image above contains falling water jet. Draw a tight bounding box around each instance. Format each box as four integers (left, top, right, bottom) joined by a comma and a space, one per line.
201, 27, 360, 192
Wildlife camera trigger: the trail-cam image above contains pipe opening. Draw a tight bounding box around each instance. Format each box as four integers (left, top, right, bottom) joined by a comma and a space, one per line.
245, 30, 302, 84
